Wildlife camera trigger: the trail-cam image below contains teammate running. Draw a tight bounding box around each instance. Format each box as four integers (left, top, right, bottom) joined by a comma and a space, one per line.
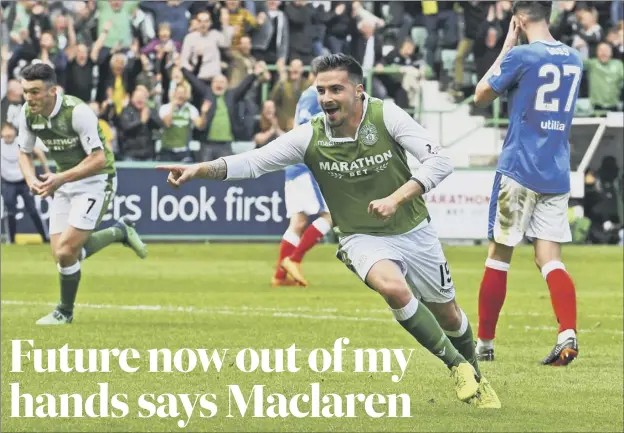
15, 63, 148, 325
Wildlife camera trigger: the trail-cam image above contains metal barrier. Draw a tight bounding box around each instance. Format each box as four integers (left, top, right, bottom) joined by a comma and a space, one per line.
259, 63, 615, 131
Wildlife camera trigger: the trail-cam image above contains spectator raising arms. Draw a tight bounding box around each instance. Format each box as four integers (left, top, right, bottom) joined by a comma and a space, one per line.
2, 0, 620, 171
254, 100, 284, 148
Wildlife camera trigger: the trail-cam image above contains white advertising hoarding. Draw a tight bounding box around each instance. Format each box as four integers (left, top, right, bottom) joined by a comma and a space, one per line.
422, 170, 585, 240
423, 170, 494, 240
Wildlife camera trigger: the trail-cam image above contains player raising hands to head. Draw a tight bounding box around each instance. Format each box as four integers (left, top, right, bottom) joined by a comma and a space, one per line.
474, 1, 583, 366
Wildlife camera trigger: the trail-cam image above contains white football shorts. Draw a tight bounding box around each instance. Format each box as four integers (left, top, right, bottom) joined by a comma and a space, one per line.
336, 218, 455, 304
488, 172, 572, 246
284, 170, 328, 218
49, 174, 116, 235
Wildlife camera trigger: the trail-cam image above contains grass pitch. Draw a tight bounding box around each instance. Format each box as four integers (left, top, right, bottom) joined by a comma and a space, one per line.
1, 243, 623, 432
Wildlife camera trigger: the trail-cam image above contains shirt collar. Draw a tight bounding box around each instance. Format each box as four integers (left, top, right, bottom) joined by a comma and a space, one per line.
531, 39, 562, 46
323, 93, 370, 143
48, 93, 63, 119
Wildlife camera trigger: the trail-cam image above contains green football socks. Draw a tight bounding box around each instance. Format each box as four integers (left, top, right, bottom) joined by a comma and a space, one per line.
57, 261, 81, 315
82, 226, 125, 259
56, 225, 125, 316
56, 225, 126, 316
392, 296, 465, 369
445, 310, 481, 377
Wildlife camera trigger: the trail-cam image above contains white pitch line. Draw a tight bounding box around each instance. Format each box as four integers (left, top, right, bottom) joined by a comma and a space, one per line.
2, 300, 623, 335
349, 308, 623, 320
4, 300, 618, 319
1, 300, 392, 323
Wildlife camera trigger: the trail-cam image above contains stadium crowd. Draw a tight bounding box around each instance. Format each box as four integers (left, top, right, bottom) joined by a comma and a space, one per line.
1, 0, 623, 243
2, 0, 622, 162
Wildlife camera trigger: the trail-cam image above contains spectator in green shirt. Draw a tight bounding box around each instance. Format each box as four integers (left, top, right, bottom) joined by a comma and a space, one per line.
583, 42, 624, 112
96, 0, 139, 52
158, 84, 210, 162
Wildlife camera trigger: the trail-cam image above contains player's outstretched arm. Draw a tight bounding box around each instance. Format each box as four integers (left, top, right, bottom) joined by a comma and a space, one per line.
156, 123, 312, 188
156, 160, 227, 189
475, 16, 521, 107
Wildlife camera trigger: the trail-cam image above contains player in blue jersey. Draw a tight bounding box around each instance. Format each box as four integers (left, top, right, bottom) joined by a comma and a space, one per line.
272, 66, 333, 288
473, 1, 582, 366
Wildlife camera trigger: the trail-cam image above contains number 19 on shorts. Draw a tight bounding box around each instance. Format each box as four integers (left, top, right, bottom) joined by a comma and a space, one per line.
439, 261, 452, 288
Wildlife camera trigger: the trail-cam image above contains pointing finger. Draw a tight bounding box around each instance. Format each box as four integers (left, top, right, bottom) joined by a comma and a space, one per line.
156, 165, 181, 171
167, 174, 180, 187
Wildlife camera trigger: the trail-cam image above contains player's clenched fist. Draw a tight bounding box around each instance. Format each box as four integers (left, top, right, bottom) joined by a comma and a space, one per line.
368, 196, 399, 221
156, 164, 200, 188
38, 172, 65, 198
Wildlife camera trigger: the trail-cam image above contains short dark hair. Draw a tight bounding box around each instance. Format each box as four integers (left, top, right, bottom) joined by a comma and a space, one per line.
512, 1, 552, 23
311, 54, 364, 85
21, 63, 57, 87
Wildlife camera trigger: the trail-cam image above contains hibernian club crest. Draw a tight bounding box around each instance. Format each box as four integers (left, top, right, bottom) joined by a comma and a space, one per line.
360, 122, 378, 146
56, 120, 69, 134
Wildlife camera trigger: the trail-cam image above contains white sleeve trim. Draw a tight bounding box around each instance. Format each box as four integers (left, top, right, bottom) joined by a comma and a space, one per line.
71, 104, 104, 155
222, 123, 312, 180
17, 105, 37, 154
382, 101, 453, 192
